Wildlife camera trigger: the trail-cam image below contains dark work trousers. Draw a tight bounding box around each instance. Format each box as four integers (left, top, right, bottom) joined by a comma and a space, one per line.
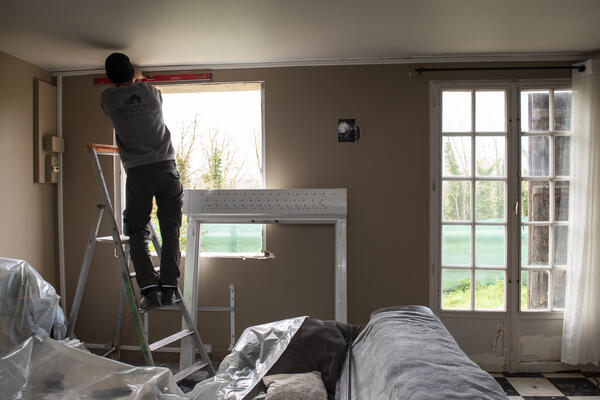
124, 160, 183, 295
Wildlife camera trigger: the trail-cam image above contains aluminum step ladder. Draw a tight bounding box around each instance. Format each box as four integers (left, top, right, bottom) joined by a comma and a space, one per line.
67, 143, 215, 381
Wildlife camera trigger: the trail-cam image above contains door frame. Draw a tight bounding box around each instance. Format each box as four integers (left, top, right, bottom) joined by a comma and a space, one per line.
429, 79, 570, 372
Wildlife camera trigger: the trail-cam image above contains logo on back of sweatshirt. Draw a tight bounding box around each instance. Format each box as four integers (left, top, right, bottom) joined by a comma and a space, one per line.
118, 94, 156, 119
124, 94, 142, 105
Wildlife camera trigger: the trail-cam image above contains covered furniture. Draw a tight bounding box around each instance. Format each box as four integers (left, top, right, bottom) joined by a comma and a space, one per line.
336, 306, 507, 400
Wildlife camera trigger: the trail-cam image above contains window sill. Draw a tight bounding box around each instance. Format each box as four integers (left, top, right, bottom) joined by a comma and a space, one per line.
199, 251, 275, 260
151, 251, 275, 260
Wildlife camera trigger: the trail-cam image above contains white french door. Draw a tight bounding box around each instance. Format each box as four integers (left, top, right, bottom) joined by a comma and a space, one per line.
429, 80, 572, 372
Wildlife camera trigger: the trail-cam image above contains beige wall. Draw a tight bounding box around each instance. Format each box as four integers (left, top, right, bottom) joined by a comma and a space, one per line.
62, 63, 570, 360
0, 51, 56, 285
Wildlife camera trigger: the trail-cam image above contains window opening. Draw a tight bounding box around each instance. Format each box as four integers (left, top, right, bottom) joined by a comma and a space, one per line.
149, 82, 264, 256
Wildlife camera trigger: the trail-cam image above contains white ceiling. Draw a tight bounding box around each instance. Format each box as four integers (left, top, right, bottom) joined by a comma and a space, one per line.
1, 0, 599, 72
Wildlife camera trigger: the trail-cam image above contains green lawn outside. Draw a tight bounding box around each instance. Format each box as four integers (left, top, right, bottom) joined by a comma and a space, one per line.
441, 223, 530, 310
442, 279, 528, 310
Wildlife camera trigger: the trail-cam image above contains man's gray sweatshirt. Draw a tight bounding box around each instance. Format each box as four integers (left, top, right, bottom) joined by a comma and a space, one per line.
101, 82, 175, 170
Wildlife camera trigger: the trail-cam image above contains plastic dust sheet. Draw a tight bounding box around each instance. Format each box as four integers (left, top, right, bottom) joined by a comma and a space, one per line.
1, 335, 183, 400
0, 317, 306, 400
187, 316, 306, 400
0, 257, 66, 356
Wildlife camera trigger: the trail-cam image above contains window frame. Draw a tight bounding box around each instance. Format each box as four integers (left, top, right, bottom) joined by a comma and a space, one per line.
114, 81, 267, 259
429, 79, 571, 318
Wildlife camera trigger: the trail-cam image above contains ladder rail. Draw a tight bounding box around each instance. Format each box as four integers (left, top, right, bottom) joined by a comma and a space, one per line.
229, 284, 236, 351
67, 205, 104, 338
178, 288, 216, 376
88, 147, 154, 365
149, 222, 162, 258
111, 257, 128, 357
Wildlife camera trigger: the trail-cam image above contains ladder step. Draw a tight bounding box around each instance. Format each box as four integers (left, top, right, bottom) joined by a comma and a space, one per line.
149, 329, 194, 352
174, 360, 210, 382
96, 235, 129, 244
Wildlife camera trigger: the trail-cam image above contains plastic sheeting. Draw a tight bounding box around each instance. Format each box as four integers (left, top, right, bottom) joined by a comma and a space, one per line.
0, 317, 306, 400
1, 335, 183, 400
0, 257, 66, 356
187, 316, 307, 400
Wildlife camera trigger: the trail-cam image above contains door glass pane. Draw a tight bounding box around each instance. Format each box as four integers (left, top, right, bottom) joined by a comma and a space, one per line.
442, 225, 471, 266
555, 136, 571, 176
476, 181, 505, 221
553, 269, 566, 309
554, 225, 568, 266
521, 270, 549, 311
476, 91, 505, 132
521, 90, 549, 132
522, 181, 549, 221
443, 136, 471, 176
554, 90, 572, 131
521, 136, 550, 176
522, 226, 549, 266
443, 91, 471, 132
555, 181, 569, 221
476, 136, 505, 177
475, 270, 505, 310
443, 181, 471, 221
442, 268, 471, 310
475, 226, 505, 267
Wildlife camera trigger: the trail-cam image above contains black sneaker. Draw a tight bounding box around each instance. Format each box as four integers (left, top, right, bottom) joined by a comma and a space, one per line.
139, 289, 161, 312
161, 287, 181, 306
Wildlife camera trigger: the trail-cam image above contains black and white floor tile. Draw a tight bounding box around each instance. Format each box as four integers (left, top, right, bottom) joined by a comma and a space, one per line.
492, 372, 600, 399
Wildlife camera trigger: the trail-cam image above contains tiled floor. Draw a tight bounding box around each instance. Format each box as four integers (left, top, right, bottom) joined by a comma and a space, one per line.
492, 372, 600, 399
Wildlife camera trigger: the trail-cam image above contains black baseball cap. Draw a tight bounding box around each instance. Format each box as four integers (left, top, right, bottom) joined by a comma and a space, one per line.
105, 53, 134, 84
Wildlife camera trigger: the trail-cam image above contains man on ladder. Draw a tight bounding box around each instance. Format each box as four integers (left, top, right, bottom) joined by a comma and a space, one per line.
100, 52, 181, 311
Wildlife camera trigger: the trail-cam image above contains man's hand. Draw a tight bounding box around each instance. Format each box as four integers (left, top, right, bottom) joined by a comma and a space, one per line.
133, 69, 144, 82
